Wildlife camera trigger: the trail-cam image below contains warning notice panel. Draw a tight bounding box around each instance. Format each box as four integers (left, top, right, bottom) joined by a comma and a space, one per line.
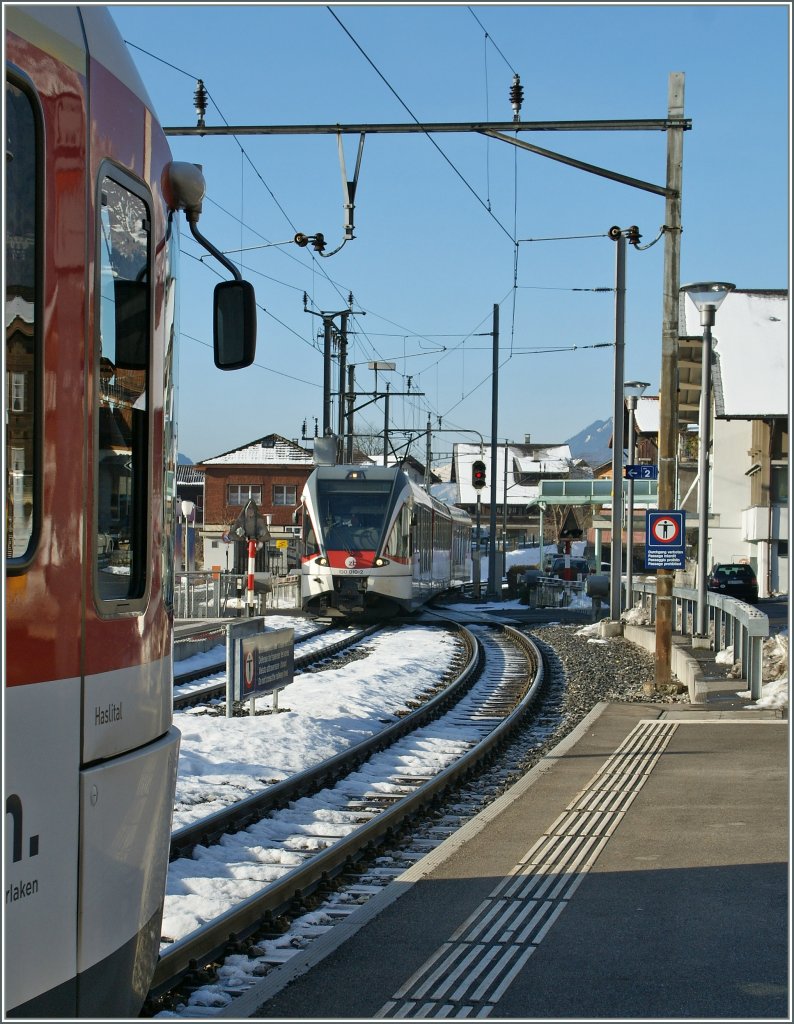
236, 628, 294, 699
645, 510, 686, 569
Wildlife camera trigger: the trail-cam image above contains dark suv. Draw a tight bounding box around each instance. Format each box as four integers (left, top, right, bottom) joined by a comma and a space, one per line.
706, 563, 759, 603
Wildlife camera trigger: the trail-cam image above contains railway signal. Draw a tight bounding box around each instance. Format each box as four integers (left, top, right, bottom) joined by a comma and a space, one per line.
472, 460, 486, 490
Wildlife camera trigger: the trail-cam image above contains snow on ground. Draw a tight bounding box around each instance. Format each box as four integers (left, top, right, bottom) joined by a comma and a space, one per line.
171, 595, 787, 834
172, 622, 462, 830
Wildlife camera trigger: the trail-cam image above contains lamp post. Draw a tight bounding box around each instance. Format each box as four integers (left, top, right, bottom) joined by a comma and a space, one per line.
181, 499, 195, 573
679, 282, 735, 639
623, 380, 649, 610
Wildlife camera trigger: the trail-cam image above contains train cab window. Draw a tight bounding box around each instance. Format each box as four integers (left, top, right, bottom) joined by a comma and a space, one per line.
5, 78, 40, 564
95, 172, 151, 603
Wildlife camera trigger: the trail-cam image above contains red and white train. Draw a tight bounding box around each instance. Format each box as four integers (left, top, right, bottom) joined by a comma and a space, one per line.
299, 465, 472, 617
5, 7, 254, 1017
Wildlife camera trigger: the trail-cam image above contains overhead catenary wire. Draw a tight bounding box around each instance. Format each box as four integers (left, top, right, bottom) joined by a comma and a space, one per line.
326, 6, 517, 246
124, 33, 530, 432
466, 6, 518, 75
124, 31, 622, 459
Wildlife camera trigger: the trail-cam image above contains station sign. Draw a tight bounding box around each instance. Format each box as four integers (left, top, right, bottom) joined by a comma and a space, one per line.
625, 464, 658, 480
235, 627, 294, 700
645, 510, 685, 569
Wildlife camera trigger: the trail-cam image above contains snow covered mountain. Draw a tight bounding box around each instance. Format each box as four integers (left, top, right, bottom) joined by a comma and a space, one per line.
565, 418, 612, 469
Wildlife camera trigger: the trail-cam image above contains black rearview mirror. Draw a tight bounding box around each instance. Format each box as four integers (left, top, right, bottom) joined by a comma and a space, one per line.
213, 279, 257, 370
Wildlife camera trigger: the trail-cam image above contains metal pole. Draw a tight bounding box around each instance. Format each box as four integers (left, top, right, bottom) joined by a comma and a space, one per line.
425, 415, 432, 488
487, 304, 500, 599
337, 312, 348, 442
475, 495, 482, 598
502, 438, 508, 555
609, 233, 626, 620
247, 539, 256, 617
322, 317, 333, 436
345, 365, 355, 462
626, 396, 637, 609
655, 72, 685, 689
383, 385, 390, 466
695, 310, 715, 636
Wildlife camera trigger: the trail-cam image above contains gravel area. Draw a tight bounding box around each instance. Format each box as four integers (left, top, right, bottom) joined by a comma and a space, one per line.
532, 622, 690, 713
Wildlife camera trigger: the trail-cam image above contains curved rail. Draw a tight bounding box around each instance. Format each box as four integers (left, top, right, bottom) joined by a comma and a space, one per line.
169, 622, 475, 856
149, 622, 542, 1001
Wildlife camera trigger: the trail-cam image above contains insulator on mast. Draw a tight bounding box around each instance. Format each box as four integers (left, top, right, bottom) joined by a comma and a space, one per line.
509, 73, 524, 122
194, 79, 208, 129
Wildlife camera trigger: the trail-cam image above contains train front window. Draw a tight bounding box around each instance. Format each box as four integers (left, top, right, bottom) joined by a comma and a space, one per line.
315, 479, 392, 550
5, 79, 40, 565
95, 172, 151, 604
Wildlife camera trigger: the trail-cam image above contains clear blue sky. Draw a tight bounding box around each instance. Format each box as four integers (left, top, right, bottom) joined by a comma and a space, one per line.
109, 3, 790, 465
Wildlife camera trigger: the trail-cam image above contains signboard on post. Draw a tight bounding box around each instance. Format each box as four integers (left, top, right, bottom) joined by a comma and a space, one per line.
237, 628, 294, 702
625, 464, 659, 480
225, 619, 294, 716
645, 509, 686, 569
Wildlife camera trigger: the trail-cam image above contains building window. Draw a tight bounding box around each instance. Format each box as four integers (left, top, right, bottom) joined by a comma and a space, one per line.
9, 371, 25, 413
5, 78, 39, 563
272, 484, 297, 506
228, 484, 262, 505
95, 170, 151, 603
770, 464, 788, 505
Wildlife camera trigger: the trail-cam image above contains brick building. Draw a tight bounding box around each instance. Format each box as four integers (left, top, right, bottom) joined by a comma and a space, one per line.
198, 433, 314, 573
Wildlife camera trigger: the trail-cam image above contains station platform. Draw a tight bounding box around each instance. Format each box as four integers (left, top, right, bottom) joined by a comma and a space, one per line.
221, 698, 789, 1021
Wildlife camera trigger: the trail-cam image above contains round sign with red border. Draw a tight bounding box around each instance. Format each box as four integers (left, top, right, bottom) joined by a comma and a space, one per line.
650, 514, 681, 544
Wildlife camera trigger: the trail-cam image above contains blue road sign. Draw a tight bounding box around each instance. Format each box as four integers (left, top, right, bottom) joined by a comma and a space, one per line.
625, 464, 658, 480
645, 509, 686, 569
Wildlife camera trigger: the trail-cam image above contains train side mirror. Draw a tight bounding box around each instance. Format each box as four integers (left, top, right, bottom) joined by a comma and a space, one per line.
213, 279, 257, 370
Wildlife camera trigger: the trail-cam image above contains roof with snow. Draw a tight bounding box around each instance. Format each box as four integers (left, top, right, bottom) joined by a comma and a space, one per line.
176, 464, 205, 486
679, 289, 788, 420
451, 442, 574, 506
633, 395, 660, 435
200, 434, 314, 466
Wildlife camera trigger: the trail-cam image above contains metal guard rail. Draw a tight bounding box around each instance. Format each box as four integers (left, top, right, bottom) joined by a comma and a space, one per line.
174, 571, 300, 618
628, 579, 769, 700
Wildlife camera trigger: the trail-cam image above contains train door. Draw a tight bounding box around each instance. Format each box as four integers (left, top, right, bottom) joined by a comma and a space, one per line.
5, 36, 89, 1015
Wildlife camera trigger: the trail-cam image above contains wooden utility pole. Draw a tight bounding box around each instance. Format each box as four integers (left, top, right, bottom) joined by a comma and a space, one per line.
654, 72, 685, 691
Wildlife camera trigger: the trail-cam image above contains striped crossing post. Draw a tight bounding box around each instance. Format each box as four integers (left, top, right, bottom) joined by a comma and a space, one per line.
247, 539, 256, 614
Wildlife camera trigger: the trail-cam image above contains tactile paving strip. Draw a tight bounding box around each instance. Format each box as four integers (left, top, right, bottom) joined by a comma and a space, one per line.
376, 719, 678, 1019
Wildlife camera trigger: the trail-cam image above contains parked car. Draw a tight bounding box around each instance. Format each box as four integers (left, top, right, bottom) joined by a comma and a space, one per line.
706, 563, 759, 603
550, 556, 591, 580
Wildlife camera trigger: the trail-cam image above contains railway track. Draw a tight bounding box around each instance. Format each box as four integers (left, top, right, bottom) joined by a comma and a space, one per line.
145, 621, 544, 1013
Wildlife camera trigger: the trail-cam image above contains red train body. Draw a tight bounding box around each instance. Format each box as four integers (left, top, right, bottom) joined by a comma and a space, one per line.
4, 7, 254, 1016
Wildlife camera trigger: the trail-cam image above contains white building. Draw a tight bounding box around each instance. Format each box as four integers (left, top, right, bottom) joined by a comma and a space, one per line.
678, 288, 788, 596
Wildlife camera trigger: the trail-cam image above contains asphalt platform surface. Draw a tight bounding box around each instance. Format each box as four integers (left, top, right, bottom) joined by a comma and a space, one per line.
218, 688, 789, 1021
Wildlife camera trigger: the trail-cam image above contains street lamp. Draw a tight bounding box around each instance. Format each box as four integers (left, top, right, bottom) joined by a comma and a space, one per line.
623, 380, 649, 610
181, 499, 195, 573
679, 281, 735, 640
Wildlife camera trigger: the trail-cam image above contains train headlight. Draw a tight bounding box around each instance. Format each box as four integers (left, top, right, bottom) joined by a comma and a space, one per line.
373, 557, 389, 567
316, 557, 329, 567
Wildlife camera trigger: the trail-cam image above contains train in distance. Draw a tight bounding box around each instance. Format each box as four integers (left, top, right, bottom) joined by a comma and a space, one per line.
5, 5, 255, 1017
297, 464, 473, 618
